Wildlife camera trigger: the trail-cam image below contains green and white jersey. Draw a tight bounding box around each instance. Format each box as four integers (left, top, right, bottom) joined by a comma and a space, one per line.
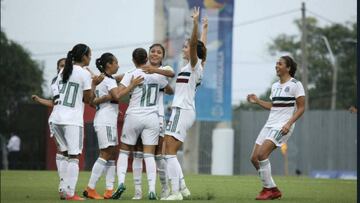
158, 65, 174, 116
120, 68, 168, 115
264, 78, 305, 128
52, 65, 92, 127
93, 76, 119, 127
172, 59, 203, 110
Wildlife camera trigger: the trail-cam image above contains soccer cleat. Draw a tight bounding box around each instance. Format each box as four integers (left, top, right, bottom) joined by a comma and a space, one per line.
111, 183, 126, 199
83, 187, 104, 199
255, 187, 273, 200
103, 189, 113, 199
180, 187, 191, 198
161, 192, 183, 200
148, 191, 157, 200
132, 189, 142, 200
66, 193, 85, 201
160, 187, 170, 199
271, 187, 282, 199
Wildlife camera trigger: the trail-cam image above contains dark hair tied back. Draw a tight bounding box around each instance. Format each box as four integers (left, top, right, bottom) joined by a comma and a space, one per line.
62, 43, 90, 83
95, 52, 115, 73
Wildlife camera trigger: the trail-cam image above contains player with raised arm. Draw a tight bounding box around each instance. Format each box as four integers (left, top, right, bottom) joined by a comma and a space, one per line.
247, 56, 305, 200
162, 7, 207, 201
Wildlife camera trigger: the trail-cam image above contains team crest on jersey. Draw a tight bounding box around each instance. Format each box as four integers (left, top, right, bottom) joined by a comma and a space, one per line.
285, 86, 290, 92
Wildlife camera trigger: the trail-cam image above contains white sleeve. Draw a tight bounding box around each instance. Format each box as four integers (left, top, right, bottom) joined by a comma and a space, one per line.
269, 86, 273, 100
106, 78, 118, 91
193, 59, 203, 83
295, 81, 305, 98
156, 74, 168, 89
161, 65, 175, 73
83, 70, 92, 90
120, 72, 132, 87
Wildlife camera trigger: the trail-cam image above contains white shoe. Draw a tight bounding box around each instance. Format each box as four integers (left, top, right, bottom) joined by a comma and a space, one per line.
161, 192, 183, 200
180, 187, 191, 198
132, 189, 142, 200
160, 187, 170, 199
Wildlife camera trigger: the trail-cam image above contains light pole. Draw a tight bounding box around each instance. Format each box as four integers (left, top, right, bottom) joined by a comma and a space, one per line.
321, 35, 337, 110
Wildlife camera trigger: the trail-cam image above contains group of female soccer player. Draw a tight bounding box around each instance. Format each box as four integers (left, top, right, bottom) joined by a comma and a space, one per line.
32, 6, 305, 201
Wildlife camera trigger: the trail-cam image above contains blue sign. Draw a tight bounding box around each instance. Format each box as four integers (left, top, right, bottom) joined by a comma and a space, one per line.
163, 0, 234, 121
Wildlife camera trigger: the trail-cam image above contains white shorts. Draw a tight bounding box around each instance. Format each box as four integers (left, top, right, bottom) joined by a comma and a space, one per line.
94, 125, 119, 149
50, 123, 84, 155
159, 115, 166, 137
255, 126, 294, 147
121, 113, 160, 146
165, 107, 195, 142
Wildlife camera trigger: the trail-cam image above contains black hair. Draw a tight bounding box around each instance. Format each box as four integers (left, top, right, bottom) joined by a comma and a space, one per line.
63, 43, 90, 83
197, 40, 207, 62
186, 39, 207, 62
56, 58, 66, 72
95, 53, 115, 73
132, 48, 148, 66
149, 43, 165, 66
280, 55, 297, 77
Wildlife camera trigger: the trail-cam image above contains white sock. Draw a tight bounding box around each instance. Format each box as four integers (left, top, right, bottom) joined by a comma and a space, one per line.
144, 153, 157, 193
155, 155, 169, 191
56, 154, 68, 192
117, 150, 130, 186
178, 166, 187, 190
66, 158, 79, 197
59, 155, 68, 192
132, 151, 143, 192
88, 157, 107, 189
165, 155, 181, 193
105, 160, 116, 190
55, 153, 63, 178
259, 159, 276, 188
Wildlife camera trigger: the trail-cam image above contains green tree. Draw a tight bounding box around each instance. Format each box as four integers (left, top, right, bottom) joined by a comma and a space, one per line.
0, 30, 44, 134
239, 18, 356, 110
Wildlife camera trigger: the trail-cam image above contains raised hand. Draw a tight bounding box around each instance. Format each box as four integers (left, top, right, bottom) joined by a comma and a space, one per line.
31, 95, 39, 102
202, 16, 208, 30
192, 6, 200, 22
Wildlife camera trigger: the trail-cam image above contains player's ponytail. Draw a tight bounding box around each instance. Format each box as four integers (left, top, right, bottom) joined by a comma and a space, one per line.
63, 51, 74, 83
96, 53, 115, 73
281, 55, 297, 77
62, 44, 90, 83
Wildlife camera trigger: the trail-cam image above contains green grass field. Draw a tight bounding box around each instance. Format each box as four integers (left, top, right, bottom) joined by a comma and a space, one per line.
1, 170, 356, 203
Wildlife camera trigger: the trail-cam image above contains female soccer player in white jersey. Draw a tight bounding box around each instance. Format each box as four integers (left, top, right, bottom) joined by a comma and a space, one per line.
32, 58, 68, 199
51, 43, 104, 201
112, 48, 169, 200
162, 7, 207, 201
131, 43, 175, 200
82, 53, 143, 199
247, 56, 305, 200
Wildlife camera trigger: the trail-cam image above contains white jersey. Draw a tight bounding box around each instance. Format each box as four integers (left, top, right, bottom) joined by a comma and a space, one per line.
172, 59, 203, 110
48, 71, 62, 125
158, 66, 174, 116
51, 65, 92, 127
93, 76, 119, 127
120, 68, 168, 115
264, 78, 305, 128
